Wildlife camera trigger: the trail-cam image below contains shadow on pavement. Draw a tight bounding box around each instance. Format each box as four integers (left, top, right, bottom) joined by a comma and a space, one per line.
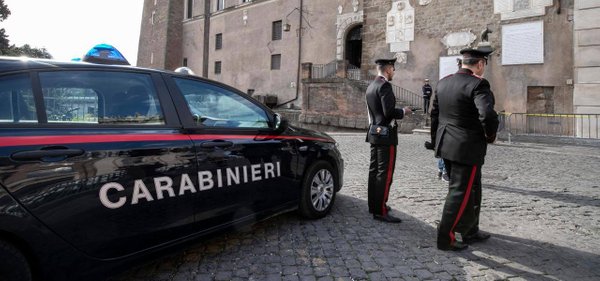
485, 183, 600, 208
110, 193, 600, 280
335, 194, 600, 280
461, 232, 600, 281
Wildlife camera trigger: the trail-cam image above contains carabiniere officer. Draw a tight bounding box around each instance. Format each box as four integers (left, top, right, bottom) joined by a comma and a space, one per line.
365, 57, 412, 223
430, 45, 499, 251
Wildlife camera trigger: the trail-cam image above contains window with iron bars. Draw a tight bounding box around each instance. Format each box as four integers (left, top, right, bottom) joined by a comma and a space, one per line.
215, 61, 222, 74
272, 20, 282, 41
186, 0, 193, 19
216, 33, 222, 50
271, 54, 281, 70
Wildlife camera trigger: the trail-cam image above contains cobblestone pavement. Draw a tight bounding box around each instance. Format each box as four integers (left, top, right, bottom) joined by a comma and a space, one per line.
110, 134, 600, 281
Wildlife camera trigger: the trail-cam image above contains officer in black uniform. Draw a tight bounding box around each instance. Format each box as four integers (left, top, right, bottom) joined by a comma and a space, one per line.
365, 57, 412, 223
430, 46, 499, 250
422, 78, 432, 114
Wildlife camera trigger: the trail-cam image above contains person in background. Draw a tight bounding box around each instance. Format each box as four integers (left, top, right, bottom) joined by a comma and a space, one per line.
430, 46, 499, 251
426, 58, 464, 182
436, 58, 463, 182
422, 78, 432, 114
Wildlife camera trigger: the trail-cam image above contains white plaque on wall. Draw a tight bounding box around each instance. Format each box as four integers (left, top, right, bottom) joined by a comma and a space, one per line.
439, 55, 461, 80
386, 1, 414, 52
502, 21, 544, 65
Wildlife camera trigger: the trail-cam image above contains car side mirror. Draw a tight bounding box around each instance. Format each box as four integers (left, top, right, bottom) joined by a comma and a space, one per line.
274, 113, 288, 132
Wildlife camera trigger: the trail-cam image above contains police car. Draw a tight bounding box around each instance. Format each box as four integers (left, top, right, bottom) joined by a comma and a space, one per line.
0, 56, 344, 281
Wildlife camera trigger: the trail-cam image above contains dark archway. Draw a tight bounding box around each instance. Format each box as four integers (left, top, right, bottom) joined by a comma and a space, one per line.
345, 25, 362, 68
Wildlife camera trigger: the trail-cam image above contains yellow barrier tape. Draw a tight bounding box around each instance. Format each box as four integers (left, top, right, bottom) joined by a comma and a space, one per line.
498, 112, 598, 118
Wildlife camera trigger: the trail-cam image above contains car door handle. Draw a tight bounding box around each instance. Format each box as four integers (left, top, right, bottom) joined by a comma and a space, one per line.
200, 141, 234, 148
11, 148, 85, 161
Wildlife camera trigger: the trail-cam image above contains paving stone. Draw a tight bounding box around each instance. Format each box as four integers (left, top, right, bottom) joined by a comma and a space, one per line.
348, 267, 368, 279
298, 276, 317, 281
313, 266, 331, 277
192, 274, 213, 281
215, 271, 235, 281
381, 267, 403, 278
330, 266, 350, 276
282, 275, 300, 281
414, 269, 435, 280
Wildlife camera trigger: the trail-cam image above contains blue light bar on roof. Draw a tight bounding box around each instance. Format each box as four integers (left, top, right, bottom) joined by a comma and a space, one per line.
82, 44, 130, 65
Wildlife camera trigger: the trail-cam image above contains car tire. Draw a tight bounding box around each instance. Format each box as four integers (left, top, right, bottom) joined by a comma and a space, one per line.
0, 240, 32, 281
299, 160, 337, 219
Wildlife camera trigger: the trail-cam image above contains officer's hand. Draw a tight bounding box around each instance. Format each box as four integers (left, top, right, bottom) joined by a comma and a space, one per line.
486, 133, 496, 143
403, 106, 413, 115
424, 141, 434, 150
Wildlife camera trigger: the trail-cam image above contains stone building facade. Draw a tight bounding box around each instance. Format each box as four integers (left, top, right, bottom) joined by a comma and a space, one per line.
138, 0, 351, 109
137, 0, 184, 71
573, 1, 600, 115
138, 0, 598, 130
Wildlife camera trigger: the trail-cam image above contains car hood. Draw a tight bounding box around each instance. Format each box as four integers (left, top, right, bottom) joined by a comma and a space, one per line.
284, 124, 335, 143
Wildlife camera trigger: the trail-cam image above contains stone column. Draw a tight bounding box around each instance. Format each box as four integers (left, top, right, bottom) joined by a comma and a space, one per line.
573, 1, 600, 137
336, 60, 347, 78
301, 63, 313, 79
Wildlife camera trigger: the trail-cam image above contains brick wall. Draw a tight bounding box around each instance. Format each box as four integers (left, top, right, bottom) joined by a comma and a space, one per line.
301, 78, 369, 129
361, 0, 393, 74
297, 77, 424, 133
137, 0, 183, 70
165, 0, 184, 71
415, 1, 496, 38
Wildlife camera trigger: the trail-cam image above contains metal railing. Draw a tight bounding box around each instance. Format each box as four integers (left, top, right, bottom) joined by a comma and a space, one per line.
311, 60, 338, 79
391, 84, 422, 108
346, 64, 363, 81
309, 61, 422, 108
499, 112, 600, 140
348, 70, 422, 107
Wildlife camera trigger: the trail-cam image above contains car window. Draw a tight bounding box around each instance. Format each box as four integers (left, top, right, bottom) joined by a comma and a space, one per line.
39, 71, 164, 125
173, 78, 269, 128
0, 74, 37, 123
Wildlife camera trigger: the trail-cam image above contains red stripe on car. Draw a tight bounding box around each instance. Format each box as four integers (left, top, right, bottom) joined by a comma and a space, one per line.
0, 134, 333, 147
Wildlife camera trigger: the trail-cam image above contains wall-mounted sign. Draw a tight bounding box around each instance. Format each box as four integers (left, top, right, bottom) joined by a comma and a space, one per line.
439, 55, 461, 80
494, 0, 553, 20
502, 21, 544, 65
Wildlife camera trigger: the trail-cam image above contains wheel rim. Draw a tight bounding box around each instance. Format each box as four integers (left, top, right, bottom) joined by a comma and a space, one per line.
310, 168, 334, 211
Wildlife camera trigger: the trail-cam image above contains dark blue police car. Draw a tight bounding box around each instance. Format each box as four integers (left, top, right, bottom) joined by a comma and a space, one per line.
0, 56, 344, 281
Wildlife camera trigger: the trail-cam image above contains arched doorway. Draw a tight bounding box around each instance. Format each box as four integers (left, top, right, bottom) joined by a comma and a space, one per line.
345, 25, 362, 68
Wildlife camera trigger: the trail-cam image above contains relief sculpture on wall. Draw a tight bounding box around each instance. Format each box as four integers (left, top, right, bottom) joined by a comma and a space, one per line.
386, 0, 414, 63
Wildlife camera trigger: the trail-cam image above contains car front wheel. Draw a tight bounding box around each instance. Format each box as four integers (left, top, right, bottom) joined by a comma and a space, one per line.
299, 160, 337, 219
0, 240, 32, 281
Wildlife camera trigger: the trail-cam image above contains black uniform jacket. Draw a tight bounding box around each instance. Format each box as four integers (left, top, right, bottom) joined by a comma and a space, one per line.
431, 68, 499, 165
365, 76, 405, 145
422, 84, 432, 99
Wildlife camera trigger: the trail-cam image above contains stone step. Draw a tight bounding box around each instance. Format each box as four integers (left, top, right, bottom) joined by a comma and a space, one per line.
412, 128, 430, 135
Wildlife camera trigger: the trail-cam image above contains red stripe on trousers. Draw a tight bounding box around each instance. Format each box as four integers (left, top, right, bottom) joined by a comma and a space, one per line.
449, 165, 477, 243
382, 145, 395, 215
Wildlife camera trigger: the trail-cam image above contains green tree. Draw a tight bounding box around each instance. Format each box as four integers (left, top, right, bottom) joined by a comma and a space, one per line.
5, 44, 52, 58
0, 0, 53, 58
0, 0, 11, 51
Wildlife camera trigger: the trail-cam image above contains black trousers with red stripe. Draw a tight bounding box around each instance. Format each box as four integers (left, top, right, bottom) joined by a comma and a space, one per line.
437, 159, 482, 248
368, 144, 397, 216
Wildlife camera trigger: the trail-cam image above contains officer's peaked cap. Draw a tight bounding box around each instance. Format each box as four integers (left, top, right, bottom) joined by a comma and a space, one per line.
460, 45, 494, 58
374, 58, 397, 66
